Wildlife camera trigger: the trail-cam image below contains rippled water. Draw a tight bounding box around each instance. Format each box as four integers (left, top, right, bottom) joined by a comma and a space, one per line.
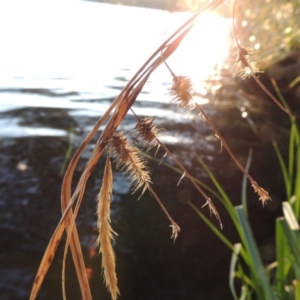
0, 1, 238, 299
0, 0, 231, 136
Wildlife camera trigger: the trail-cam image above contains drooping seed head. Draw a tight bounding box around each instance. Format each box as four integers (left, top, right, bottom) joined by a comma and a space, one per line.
251, 181, 271, 206
134, 117, 159, 150
110, 133, 131, 164
235, 47, 262, 79
109, 133, 151, 195
171, 76, 194, 108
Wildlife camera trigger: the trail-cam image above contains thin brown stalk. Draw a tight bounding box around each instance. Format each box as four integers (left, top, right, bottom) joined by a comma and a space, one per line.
30, 102, 116, 300
30, 1, 225, 299
158, 140, 223, 228
147, 185, 181, 242
195, 103, 271, 205
158, 48, 270, 206
110, 132, 180, 240
232, 1, 289, 114
237, 48, 290, 114
160, 54, 194, 110
134, 116, 222, 228
252, 73, 290, 114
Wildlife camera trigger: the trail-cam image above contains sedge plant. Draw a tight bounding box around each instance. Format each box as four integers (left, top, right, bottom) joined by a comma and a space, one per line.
28, 1, 282, 299
156, 1, 300, 298
177, 77, 300, 299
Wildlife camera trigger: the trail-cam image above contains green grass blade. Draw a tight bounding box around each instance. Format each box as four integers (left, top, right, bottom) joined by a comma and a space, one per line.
279, 218, 300, 279
271, 77, 291, 112
194, 154, 239, 225
188, 201, 233, 250
294, 145, 300, 218
145, 151, 244, 231
276, 217, 290, 298
288, 123, 296, 188
283, 202, 300, 231
294, 280, 300, 300
273, 140, 291, 200
234, 265, 256, 289
235, 206, 276, 300
194, 154, 231, 205
288, 75, 300, 89
240, 285, 249, 300
142, 152, 224, 201
229, 243, 242, 300
241, 149, 253, 217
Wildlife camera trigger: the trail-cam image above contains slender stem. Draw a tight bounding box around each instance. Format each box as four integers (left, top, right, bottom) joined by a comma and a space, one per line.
232, 0, 240, 48
195, 103, 256, 185
160, 50, 176, 78
157, 138, 223, 229
252, 74, 290, 114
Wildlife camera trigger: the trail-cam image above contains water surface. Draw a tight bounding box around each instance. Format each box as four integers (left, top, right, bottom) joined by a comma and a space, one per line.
0, 1, 238, 299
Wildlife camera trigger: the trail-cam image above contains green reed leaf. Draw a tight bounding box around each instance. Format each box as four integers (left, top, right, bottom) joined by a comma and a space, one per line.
235, 206, 276, 300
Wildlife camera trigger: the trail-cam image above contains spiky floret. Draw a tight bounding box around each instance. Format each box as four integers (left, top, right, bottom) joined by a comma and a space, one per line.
110, 132, 151, 196
109, 132, 180, 241
133, 113, 223, 229
194, 103, 271, 206
235, 47, 262, 79
134, 117, 159, 150
171, 76, 194, 108
251, 181, 271, 206
235, 47, 289, 114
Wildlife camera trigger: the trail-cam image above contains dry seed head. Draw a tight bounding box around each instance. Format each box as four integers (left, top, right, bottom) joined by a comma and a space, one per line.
202, 198, 223, 229
134, 117, 159, 150
147, 185, 180, 242
110, 133, 180, 241
170, 223, 181, 242
171, 76, 194, 109
235, 47, 262, 79
110, 133, 151, 195
96, 157, 120, 300
251, 181, 271, 206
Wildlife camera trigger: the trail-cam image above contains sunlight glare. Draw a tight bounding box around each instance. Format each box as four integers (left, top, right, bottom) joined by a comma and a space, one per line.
167, 12, 231, 101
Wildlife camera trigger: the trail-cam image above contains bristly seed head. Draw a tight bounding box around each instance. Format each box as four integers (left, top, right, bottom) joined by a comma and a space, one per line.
171, 76, 194, 109
110, 133, 131, 164
170, 223, 181, 242
134, 117, 159, 150
251, 181, 271, 206
235, 47, 262, 79
109, 132, 151, 195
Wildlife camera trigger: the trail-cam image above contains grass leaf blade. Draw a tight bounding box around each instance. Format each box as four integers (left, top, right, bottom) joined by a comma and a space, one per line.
235, 206, 276, 300
229, 243, 242, 300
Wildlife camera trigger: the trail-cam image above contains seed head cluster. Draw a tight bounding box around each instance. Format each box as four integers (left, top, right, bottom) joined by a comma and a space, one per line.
171, 76, 193, 108
251, 181, 271, 206
235, 47, 262, 79
134, 117, 159, 150
109, 133, 151, 195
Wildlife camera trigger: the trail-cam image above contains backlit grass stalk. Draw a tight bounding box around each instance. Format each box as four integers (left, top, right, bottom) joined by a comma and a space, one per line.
29, 1, 228, 299
187, 151, 276, 299
162, 56, 270, 205
134, 116, 222, 228
271, 78, 300, 218
232, 0, 290, 115
109, 132, 180, 241
194, 102, 270, 205
189, 78, 300, 299
96, 156, 119, 300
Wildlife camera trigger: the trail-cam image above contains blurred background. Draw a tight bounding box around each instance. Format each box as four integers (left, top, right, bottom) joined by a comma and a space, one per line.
0, 0, 300, 299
